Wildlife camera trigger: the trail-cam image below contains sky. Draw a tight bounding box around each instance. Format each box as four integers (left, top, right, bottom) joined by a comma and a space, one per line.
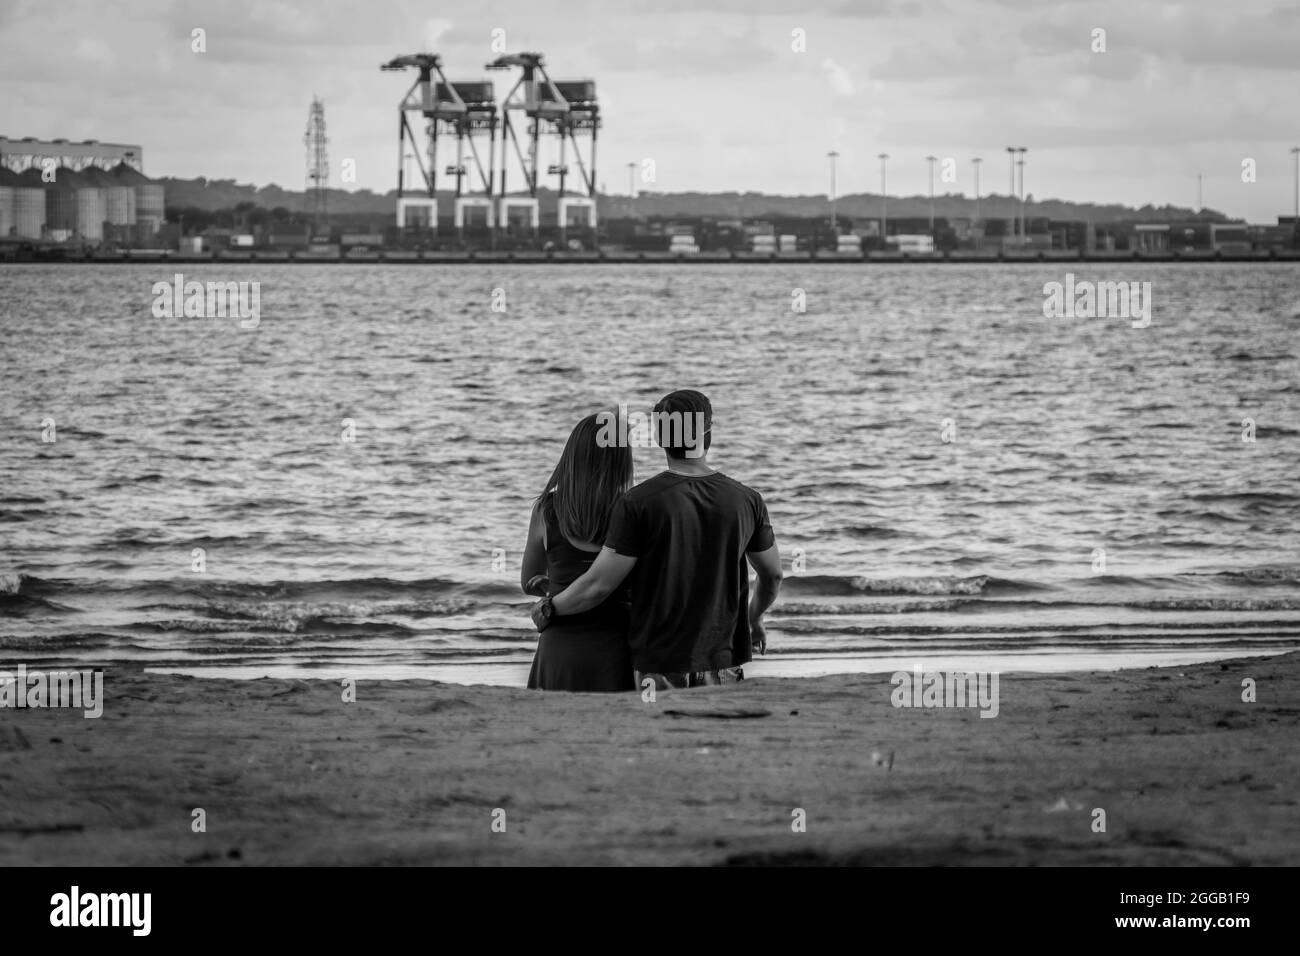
2, 0, 1297, 222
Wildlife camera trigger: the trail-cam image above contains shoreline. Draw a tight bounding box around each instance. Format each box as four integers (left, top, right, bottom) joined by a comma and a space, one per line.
137, 645, 1295, 686
3, 651, 1296, 865
4, 250, 1300, 265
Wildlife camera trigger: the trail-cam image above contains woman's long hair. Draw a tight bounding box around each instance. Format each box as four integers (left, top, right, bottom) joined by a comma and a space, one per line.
539, 411, 633, 545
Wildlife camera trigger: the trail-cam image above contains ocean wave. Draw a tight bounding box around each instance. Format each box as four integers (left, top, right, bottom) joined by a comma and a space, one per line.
132, 617, 422, 637
0, 591, 77, 614
1189, 491, 1298, 505
4, 574, 518, 603
754, 635, 1297, 655
775, 596, 1300, 616
133, 597, 483, 622
780, 574, 1038, 597
1211, 567, 1300, 584
775, 599, 972, 615
775, 615, 1300, 635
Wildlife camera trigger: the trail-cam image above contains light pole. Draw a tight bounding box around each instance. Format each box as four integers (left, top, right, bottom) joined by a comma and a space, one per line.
926, 154, 937, 235
1291, 147, 1300, 223
626, 162, 636, 218
828, 150, 840, 233
1015, 147, 1028, 245
972, 157, 982, 248
1006, 146, 1016, 238
878, 153, 889, 246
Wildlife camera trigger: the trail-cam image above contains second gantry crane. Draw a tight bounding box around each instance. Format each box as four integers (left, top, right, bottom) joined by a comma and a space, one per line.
486, 51, 599, 240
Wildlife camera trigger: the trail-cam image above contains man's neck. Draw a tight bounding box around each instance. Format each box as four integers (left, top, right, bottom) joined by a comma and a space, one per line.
666, 455, 715, 477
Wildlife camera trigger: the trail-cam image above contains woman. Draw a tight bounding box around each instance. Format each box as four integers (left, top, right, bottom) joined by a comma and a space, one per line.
522, 411, 635, 692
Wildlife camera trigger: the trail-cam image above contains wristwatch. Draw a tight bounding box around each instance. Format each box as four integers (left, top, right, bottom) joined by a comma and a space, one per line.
531, 595, 556, 632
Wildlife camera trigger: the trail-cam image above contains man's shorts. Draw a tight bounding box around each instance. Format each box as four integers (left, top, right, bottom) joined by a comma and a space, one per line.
635, 666, 744, 690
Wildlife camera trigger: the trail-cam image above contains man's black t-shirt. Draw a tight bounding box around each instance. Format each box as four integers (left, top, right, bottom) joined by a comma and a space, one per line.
602, 471, 775, 673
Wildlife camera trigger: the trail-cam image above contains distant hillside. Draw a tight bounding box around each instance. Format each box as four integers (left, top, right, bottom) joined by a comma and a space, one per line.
157, 177, 1234, 223
616, 191, 1234, 223
159, 178, 396, 215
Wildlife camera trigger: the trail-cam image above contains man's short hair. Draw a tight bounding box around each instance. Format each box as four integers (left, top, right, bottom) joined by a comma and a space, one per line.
653, 389, 712, 460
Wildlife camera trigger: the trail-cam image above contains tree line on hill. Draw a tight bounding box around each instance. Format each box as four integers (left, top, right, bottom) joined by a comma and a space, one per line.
158, 176, 1235, 226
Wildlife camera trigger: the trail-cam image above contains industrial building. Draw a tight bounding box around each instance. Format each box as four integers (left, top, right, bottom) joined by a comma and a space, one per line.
0, 136, 165, 243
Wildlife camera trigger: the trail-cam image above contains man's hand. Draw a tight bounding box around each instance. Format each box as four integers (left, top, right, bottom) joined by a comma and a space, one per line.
745, 544, 781, 658
550, 547, 637, 617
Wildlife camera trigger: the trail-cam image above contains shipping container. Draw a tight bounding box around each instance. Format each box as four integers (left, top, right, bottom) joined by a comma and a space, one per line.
888, 234, 935, 253
553, 80, 596, 103
436, 81, 494, 105
340, 233, 385, 246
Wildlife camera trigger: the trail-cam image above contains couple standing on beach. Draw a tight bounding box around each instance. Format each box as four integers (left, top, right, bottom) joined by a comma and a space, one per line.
523, 389, 783, 692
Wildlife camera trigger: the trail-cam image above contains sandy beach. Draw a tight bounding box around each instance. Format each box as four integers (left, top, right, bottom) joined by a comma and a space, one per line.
1, 652, 1296, 866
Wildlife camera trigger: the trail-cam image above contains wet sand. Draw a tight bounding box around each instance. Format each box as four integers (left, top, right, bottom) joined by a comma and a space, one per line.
1, 652, 1297, 865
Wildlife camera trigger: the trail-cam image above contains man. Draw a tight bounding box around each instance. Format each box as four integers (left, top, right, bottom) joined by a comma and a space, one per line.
532, 389, 782, 689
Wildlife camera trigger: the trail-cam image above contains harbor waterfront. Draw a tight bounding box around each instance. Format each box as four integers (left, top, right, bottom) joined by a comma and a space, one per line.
6, 249, 1300, 265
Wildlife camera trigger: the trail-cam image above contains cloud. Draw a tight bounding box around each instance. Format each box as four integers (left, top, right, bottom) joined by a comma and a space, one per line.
423, 18, 453, 48
821, 58, 855, 96
587, 21, 781, 75
74, 36, 115, 68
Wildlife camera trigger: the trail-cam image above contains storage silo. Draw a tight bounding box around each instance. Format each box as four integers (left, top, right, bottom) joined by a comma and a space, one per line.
32, 166, 80, 236
4, 167, 44, 238
20, 167, 67, 237
111, 162, 164, 237
83, 165, 135, 227
69, 167, 106, 240
0, 166, 15, 238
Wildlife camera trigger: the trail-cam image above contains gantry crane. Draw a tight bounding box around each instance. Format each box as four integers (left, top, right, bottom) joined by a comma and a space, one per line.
486, 52, 599, 237
382, 53, 498, 232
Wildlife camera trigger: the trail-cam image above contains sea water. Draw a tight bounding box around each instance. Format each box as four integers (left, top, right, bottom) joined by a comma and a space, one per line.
1, 263, 1297, 684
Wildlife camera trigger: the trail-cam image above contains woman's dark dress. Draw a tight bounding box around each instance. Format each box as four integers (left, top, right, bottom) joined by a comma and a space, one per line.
527, 494, 634, 692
